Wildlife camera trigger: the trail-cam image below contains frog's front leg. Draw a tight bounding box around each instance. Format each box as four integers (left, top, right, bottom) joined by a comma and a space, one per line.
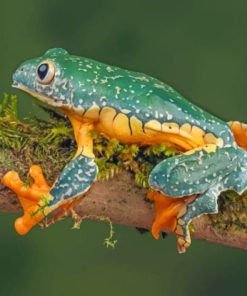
2, 118, 98, 235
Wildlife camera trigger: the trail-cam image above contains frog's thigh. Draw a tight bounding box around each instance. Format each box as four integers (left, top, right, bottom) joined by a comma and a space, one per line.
148, 145, 224, 252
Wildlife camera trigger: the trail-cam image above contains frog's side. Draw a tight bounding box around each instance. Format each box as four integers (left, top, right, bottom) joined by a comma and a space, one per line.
3, 48, 247, 253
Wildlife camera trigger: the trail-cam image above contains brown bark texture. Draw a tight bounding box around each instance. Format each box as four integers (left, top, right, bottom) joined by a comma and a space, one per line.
0, 169, 246, 251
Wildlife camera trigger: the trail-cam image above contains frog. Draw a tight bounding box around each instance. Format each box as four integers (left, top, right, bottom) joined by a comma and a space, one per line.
3, 48, 247, 253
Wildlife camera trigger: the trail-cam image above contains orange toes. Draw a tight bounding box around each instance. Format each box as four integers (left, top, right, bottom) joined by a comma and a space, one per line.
176, 236, 191, 254
2, 171, 24, 193
151, 221, 161, 240
2, 167, 52, 235
29, 165, 50, 190
15, 205, 45, 235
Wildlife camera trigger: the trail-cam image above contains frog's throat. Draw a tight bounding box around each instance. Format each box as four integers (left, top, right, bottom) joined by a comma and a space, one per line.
12, 82, 67, 108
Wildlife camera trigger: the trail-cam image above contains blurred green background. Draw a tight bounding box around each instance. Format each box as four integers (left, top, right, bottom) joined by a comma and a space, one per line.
0, 0, 246, 295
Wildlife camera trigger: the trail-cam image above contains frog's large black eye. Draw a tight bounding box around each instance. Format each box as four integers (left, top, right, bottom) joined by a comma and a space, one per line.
37, 60, 55, 84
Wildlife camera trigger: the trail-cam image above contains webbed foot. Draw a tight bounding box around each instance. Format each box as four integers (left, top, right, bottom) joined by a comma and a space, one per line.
147, 191, 196, 253
2, 165, 52, 235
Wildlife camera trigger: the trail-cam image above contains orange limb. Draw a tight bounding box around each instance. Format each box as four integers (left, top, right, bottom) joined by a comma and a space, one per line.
229, 121, 247, 150
147, 191, 196, 252
2, 165, 51, 235
65, 113, 94, 158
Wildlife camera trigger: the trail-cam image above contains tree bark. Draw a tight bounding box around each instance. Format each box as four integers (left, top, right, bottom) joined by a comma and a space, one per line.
0, 169, 246, 251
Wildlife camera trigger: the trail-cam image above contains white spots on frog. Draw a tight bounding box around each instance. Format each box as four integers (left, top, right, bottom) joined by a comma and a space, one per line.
101, 78, 108, 84
121, 109, 131, 114
154, 83, 166, 89
106, 66, 114, 73
93, 77, 99, 84
132, 75, 149, 82
167, 113, 173, 120
86, 64, 92, 69
109, 75, 123, 80
154, 110, 159, 119
100, 95, 107, 102
115, 86, 121, 96
146, 90, 153, 97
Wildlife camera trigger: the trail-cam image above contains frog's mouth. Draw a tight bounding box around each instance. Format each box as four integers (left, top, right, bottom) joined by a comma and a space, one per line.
12, 81, 65, 108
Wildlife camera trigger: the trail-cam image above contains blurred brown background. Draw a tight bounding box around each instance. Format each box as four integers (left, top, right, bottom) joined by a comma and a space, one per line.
0, 1, 246, 295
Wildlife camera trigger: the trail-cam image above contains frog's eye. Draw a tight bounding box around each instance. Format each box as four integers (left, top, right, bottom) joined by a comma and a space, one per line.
37, 61, 55, 84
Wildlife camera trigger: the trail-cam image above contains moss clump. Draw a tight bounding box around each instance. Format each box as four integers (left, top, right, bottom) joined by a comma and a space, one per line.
0, 93, 246, 232
209, 191, 247, 231
0, 93, 75, 180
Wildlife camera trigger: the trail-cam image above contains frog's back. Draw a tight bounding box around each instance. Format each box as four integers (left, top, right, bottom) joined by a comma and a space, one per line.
65, 55, 234, 150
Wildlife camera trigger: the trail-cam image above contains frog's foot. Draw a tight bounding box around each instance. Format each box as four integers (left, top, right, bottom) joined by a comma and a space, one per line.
2, 165, 52, 235
147, 191, 196, 253
175, 219, 192, 254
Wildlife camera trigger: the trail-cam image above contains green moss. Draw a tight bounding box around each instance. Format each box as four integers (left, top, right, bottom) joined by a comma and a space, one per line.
0, 93, 246, 233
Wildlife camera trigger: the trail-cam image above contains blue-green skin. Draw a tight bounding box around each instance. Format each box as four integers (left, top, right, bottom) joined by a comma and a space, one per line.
12, 48, 247, 249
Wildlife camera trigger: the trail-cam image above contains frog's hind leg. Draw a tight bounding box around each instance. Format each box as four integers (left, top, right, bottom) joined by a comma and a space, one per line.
148, 146, 234, 253
228, 121, 247, 150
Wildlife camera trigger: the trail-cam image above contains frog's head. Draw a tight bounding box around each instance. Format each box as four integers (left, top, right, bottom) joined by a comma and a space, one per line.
12, 48, 76, 108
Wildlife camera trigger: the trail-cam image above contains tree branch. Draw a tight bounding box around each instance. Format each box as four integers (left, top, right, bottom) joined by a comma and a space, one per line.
0, 169, 246, 251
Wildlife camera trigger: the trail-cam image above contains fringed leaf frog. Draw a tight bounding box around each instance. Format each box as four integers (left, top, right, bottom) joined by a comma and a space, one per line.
3, 48, 247, 253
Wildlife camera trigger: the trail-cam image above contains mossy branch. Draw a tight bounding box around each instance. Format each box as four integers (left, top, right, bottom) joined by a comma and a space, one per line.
0, 94, 246, 252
